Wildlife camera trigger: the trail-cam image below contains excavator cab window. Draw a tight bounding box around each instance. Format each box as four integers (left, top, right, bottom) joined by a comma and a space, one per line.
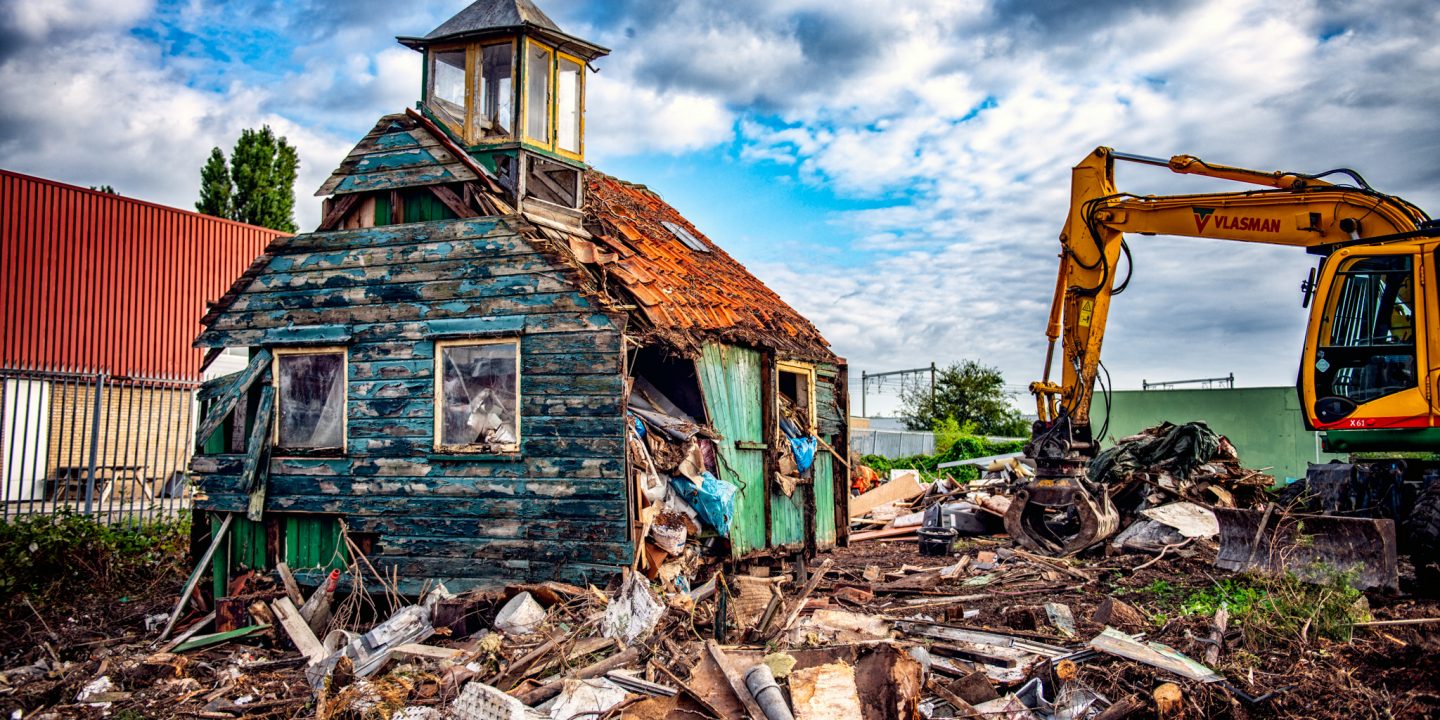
1314, 255, 1417, 410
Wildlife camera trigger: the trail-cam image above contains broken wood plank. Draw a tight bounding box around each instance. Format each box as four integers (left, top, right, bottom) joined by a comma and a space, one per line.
772, 558, 834, 638
193, 350, 272, 453
849, 526, 919, 542
392, 643, 467, 662
271, 597, 326, 665
1094, 694, 1145, 720
275, 562, 304, 607
849, 473, 924, 518
174, 624, 270, 653
240, 384, 274, 521
1092, 597, 1147, 632
702, 640, 763, 720
159, 514, 234, 641
926, 677, 981, 719
512, 644, 637, 706
1204, 606, 1228, 666
160, 611, 216, 653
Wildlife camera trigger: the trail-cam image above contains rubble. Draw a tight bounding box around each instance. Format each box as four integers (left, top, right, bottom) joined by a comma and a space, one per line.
3, 421, 1439, 719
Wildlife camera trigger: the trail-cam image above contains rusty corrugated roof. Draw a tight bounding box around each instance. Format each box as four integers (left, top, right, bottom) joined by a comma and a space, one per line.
581, 172, 836, 362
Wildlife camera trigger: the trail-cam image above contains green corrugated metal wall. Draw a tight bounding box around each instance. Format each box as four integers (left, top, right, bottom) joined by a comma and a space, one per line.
1090, 386, 1343, 481
698, 344, 768, 557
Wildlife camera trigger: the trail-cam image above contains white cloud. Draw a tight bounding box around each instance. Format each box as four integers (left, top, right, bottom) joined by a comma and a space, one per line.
3, 0, 153, 41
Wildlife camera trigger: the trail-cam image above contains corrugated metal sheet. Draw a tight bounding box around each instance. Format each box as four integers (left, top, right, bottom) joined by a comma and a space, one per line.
0, 169, 284, 378
584, 173, 837, 363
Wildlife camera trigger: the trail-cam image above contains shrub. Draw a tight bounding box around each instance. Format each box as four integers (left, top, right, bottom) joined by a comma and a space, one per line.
0, 511, 189, 607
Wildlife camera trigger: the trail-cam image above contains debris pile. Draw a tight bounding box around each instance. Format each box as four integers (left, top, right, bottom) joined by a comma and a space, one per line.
4, 422, 1438, 719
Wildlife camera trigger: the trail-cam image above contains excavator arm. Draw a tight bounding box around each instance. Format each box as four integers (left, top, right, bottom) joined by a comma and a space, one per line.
1008, 146, 1432, 555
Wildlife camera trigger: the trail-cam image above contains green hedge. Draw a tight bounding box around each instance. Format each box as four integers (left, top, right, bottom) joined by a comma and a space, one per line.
862, 434, 1025, 483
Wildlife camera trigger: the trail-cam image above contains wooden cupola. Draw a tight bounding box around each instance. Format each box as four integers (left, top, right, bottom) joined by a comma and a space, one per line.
399, 0, 608, 216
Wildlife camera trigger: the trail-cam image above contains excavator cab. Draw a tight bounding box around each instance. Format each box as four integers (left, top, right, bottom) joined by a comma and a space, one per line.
1304, 245, 1437, 444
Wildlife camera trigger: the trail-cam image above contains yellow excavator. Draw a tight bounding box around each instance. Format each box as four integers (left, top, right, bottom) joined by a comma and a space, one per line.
1005, 147, 1440, 587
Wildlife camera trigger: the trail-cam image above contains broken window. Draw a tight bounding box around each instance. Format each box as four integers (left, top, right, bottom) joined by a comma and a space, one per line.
437, 340, 520, 453
275, 349, 346, 451
777, 362, 816, 434
524, 41, 553, 144
661, 221, 708, 253
428, 48, 468, 132
556, 55, 582, 155
473, 42, 514, 141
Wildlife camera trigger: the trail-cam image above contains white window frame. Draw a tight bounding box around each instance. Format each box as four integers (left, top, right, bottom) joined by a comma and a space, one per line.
434, 338, 523, 454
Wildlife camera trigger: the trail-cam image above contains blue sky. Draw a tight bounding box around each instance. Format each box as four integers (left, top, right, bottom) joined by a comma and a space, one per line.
3, 0, 1438, 417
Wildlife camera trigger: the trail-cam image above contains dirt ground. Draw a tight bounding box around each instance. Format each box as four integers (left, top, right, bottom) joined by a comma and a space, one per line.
1, 536, 1437, 719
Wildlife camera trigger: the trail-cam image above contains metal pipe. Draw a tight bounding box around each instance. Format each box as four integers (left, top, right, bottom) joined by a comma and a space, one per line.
744, 664, 794, 720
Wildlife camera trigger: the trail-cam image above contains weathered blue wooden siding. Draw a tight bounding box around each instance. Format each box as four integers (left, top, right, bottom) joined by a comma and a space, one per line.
192, 216, 632, 590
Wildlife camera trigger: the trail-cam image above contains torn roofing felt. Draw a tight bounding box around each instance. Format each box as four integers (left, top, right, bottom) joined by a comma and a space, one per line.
199, 113, 837, 365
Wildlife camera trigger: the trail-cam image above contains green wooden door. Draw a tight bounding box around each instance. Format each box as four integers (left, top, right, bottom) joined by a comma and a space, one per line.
698, 344, 767, 557
813, 453, 837, 548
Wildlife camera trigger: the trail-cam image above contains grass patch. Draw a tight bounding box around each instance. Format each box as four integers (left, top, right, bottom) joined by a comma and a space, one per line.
1171, 568, 1370, 647
0, 511, 190, 610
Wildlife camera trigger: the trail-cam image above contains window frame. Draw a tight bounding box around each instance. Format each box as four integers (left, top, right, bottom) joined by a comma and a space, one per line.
522, 38, 555, 148
271, 346, 349, 454
776, 360, 818, 434
471, 38, 517, 144
426, 43, 472, 141
554, 51, 586, 160
1315, 252, 1419, 406
433, 337, 523, 454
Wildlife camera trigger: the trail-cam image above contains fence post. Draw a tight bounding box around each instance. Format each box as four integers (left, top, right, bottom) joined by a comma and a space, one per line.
83, 373, 106, 515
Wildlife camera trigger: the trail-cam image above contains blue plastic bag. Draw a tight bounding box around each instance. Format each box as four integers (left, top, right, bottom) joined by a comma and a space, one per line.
790, 436, 818, 474
669, 471, 737, 537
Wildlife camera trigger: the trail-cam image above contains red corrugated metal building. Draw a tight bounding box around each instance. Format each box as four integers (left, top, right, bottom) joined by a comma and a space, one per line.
0, 169, 284, 379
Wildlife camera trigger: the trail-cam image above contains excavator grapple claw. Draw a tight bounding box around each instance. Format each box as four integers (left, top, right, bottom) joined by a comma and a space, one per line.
1004, 483, 1121, 556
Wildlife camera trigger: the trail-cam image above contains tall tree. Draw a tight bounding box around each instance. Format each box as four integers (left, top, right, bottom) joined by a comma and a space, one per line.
196, 148, 232, 218
900, 360, 1028, 437
195, 126, 299, 233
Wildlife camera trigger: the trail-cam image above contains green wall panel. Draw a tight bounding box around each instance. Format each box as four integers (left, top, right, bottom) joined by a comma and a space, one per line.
1090, 386, 1343, 482
770, 487, 805, 550
286, 516, 348, 571
698, 344, 768, 557
813, 453, 837, 548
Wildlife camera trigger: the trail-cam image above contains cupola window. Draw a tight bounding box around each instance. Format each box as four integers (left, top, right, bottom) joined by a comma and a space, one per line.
429, 49, 468, 131
524, 40, 553, 145
474, 43, 514, 141
556, 56, 583, 155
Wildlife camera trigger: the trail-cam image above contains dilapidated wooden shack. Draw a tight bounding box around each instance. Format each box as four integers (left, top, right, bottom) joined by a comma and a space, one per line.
190, 0, 848, 592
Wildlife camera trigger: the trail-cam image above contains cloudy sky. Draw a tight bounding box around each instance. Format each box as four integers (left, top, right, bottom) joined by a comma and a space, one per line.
2, 0, 1437, 416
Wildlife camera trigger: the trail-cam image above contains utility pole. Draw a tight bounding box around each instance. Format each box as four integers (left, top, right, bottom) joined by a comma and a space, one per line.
860, 365, 938, 418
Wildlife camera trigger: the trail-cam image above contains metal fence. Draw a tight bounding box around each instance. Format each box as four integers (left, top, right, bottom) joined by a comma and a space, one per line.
0, 368, 199, 524
850, 428, 936, 458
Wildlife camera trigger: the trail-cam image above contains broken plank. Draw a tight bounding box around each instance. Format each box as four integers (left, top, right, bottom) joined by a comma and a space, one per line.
193, 350, 272, 453
702, 640, 763, 720
275, 562, 304, 607
160, 611, 216, 653
159, 514, 234, 641
271, 597, 326, 665
392, 643, 467, 662
174, 624, 270, 653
